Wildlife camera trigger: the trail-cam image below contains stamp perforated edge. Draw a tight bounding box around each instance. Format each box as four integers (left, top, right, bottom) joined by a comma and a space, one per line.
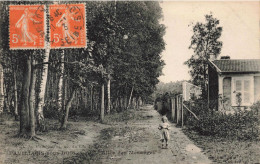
48, 3, 87, 49
9, 4, 46, 50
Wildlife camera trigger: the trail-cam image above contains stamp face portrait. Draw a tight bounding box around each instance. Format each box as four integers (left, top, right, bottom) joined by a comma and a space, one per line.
9, 5, 45, 49
49, 4, 86, 48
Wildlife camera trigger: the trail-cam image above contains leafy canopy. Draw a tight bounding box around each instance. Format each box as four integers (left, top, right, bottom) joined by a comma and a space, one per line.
184, 14, 222, 96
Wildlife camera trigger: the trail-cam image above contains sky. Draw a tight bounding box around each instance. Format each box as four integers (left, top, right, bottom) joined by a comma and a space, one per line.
159, 1, 260, 83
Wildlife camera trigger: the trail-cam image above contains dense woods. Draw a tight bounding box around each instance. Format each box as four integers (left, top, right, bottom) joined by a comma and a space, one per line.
0, 1, 165, 137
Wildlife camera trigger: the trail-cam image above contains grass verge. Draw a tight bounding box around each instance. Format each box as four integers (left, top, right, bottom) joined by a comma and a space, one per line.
183, 129, 260, 163
103, 108, 148, 124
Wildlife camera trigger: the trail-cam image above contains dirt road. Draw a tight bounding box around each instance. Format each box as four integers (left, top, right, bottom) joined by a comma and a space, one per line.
0, 105, 212, 164
113, 105, 211, 164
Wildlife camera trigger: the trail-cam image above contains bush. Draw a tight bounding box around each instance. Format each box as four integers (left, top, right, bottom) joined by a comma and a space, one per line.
154, 92, 171, 115
186, 101, 259, 140
43, 103, 60, 119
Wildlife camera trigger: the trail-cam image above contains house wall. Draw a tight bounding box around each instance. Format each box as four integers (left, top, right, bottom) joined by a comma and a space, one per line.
218, 73, 260, 111
182, 81, 201, 101
208, 64, 218, 110
222, 77, 231, 110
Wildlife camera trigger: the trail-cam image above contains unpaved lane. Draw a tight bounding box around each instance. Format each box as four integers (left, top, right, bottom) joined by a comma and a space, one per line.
118, 105, 211, 164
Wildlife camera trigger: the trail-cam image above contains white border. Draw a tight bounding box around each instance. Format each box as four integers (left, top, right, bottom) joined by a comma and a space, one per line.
9, 4, 46, 50
48, 3, 87, 49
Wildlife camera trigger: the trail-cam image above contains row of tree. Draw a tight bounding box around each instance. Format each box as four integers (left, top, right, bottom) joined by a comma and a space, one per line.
0, 1, 165, 138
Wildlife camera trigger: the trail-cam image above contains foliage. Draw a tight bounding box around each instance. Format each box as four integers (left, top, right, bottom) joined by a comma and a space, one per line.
186, 101, 260, 140
184, 13, 222, 98
154, 92, 172, 116
43, 103, 60, 119
0, 1, 165, 131
184, 129, 260, 163
103, 108, 145, 124
153, 81, 183, 115
235, 92, 242, 106
154, 81, 183, 95
88, 1, 165, 104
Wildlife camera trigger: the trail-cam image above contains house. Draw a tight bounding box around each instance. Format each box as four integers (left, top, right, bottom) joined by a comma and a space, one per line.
182, 81, 201, 101
208, 56, 260, 111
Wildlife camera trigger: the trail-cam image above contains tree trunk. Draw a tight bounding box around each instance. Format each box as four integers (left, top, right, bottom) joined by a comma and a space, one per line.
13, 69, 18, 121
36, 46, 50, 129
119, 97, 122, 110
107, 76, 111, 114
203, 63, 207, 98
29, 59, 37, 137
127, 86, 134, 109
114, 98, 118, 111
132, 97, 136, 109
60, 89, 76, 129
100, 83, 104, 122
62, 75, 67, 112
136, 96, 140, 110
90, 85, 93, 111
139, 97, 143, 106
0, 65, 4, 113
83, 88, 87, 109
3, 80, 9, 113
20, 56, 31, 135
57, 51, 64, 113
124, 96, 127, 110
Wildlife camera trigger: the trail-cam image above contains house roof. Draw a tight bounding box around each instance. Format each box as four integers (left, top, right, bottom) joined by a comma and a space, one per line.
210, 59, 260, 73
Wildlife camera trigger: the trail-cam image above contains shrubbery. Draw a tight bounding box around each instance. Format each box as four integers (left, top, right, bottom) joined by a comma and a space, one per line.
186, 101, 259, 140
43, 103, 99, 120
154, 92, 171, 115
43, 103, 60, 119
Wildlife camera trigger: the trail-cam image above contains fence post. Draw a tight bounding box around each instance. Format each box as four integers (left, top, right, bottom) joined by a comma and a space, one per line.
181, 95, 184, 127
176, 95, 179, 124
177, 95, 182, 125
171, 97, 176, 122
175, 96, 178, 123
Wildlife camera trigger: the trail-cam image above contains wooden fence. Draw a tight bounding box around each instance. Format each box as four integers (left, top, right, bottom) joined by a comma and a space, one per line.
170, 94, 199, 127
154, 94, 200, 127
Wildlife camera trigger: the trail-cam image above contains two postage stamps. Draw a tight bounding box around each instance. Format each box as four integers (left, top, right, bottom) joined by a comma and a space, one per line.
9, 4, 86, 49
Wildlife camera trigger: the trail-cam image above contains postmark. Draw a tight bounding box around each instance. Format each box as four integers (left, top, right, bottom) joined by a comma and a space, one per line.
9, 5, 45, 50
49, 4, 86, 48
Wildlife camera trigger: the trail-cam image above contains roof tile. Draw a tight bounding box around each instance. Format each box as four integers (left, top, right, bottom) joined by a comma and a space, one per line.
212, 59, 260, 72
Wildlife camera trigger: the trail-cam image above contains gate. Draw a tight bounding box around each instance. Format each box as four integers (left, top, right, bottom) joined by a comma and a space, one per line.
170, 94, 199, 127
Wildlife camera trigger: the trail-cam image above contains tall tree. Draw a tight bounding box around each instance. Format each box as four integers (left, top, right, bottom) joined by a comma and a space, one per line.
20, 54, 33, 136
36, 3, 51, 128
29, 57, 37, 138
184, 14, 222, 98
59, 47, 98, 129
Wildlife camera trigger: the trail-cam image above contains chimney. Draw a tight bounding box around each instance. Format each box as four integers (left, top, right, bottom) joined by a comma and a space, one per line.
209, 54, 216, 61
220, 56, 230, 60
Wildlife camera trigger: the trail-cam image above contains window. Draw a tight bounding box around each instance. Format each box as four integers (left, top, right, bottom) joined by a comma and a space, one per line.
232, 77, 253, 106
244, 80, 250, 103
254, 76, 260, 102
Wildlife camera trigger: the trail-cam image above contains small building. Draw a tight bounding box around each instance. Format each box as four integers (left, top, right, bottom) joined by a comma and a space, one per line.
208, 57, 260, 111
182, 81, 201, 101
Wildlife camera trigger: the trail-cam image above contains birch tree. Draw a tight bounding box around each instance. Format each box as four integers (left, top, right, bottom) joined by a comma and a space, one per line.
184, 14, 222, 98
36, 46, 50, 130
57, 51, 65, 114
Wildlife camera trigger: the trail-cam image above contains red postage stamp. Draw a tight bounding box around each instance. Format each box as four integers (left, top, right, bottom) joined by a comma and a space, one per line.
9, 5, 45, 50
49, 4, 86, 48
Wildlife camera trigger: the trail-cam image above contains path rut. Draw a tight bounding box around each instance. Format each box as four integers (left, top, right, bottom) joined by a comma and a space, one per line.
117, 105, 211, 164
